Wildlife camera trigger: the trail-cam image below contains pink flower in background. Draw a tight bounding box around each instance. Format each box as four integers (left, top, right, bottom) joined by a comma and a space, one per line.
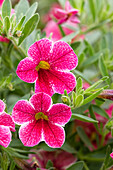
0, 99, 15, 148
16, 38, 78, 96
28, 149, 76, 170
110, 152, 113, 159
42, 3, 62, 23
44, 20, 73, 41
12, 92, 72, 148
54, 1, 79, 24
0, 0, 4, 7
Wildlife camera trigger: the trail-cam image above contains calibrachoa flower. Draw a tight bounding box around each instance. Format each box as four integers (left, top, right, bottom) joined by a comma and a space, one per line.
27, 149, 76, 170
0, 99, 15, 148
53, 0, 79, 24
16, 38, 78, 96
12, 92, 72, 148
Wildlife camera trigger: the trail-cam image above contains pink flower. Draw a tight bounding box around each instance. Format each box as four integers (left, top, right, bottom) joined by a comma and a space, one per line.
28, 149, 76, 170
12, 92, 72, 148
0, 0, 4, 7
44, 20, 73, 41
54, 1, 79, 24
41, 3, 62, 23
0, 99, 15, 148
110, 152, 113, 159
16, 38, 78, 96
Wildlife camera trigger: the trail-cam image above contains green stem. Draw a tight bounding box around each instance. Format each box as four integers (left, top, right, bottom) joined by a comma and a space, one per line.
58, 24, 66, 37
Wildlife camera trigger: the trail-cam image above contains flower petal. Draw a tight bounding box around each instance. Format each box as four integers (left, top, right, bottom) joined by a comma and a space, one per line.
35, 70, 76, 96
12, 100, 35, 125
48, 103, 72, 125
16, 57, 38, 83
28, 39, 52, 62
0, 125, 11, 148
0, 99, 5, 113
54, 8, 66, 19
0, 112, 15, 132
30, 92, 52, 113
50, 41, 78, 71
19, 120, 42, 147
51, 70, 76, 94
43, 121, 65, 148
35, 70, 54, 96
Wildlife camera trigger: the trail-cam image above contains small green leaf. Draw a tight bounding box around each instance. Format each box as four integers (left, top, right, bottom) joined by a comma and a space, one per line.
92, 105, 109, 119
82, 89, 103, 105
99, 55, 110, 85
88, 0, 96, 21
15, 0, 29, 22
9, 161, 15, 170
76, 126, 94, 148
75, 95, 84, 107
23, 2, 38, 25
61, 142, 77, 153
85, 76, 108, 93
78, 53, 85, 66
84, 39, 94, 56
3, 16, 10, 34
72, 113, 98, 123
71, 41, 81, 50
18, 13, 39, 45
76, 77, 83, 94
2, 0, 11, 18
46, 160, 53, 169
67, 161, 84, 170
14, 16, 25, 32
89, 105, 99, 131
0, 20, 3, 31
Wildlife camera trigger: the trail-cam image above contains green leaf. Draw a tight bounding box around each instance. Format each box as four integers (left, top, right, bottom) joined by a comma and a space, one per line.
92, 105, 109, 119
61, 142, 77, 153
3, 16, 10, 34
67, 161, 84, 170
82, 50, 106, 67
60, 31, 79, 42
89, 105, 99, 131
73, 70, 92, 85
82, 89, 103, 105
99, 55, 110, 85
14, 16, 25, 32
0, 20, 3, 32
72, 113, 98, 123
46, 160, 53, 169
9, 161, 15, 170
76, 77, 82, 92
85, 76, 108, 93
88, 0, 96, 21
84, 39, 94, 56
15, 0, 29, 22
75, 95, 84, 107
2, 0, 11, 18
71, 41, 81, 50
23, 2, 38, 25
76, 126, 94, 148
18, 13, 39, 45
100, 145, 111, 170
78, 53, 85, 66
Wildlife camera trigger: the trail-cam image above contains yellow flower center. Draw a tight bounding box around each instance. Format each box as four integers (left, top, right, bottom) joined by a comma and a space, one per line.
35, 112, 48, 121
35, 61, 50, 71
